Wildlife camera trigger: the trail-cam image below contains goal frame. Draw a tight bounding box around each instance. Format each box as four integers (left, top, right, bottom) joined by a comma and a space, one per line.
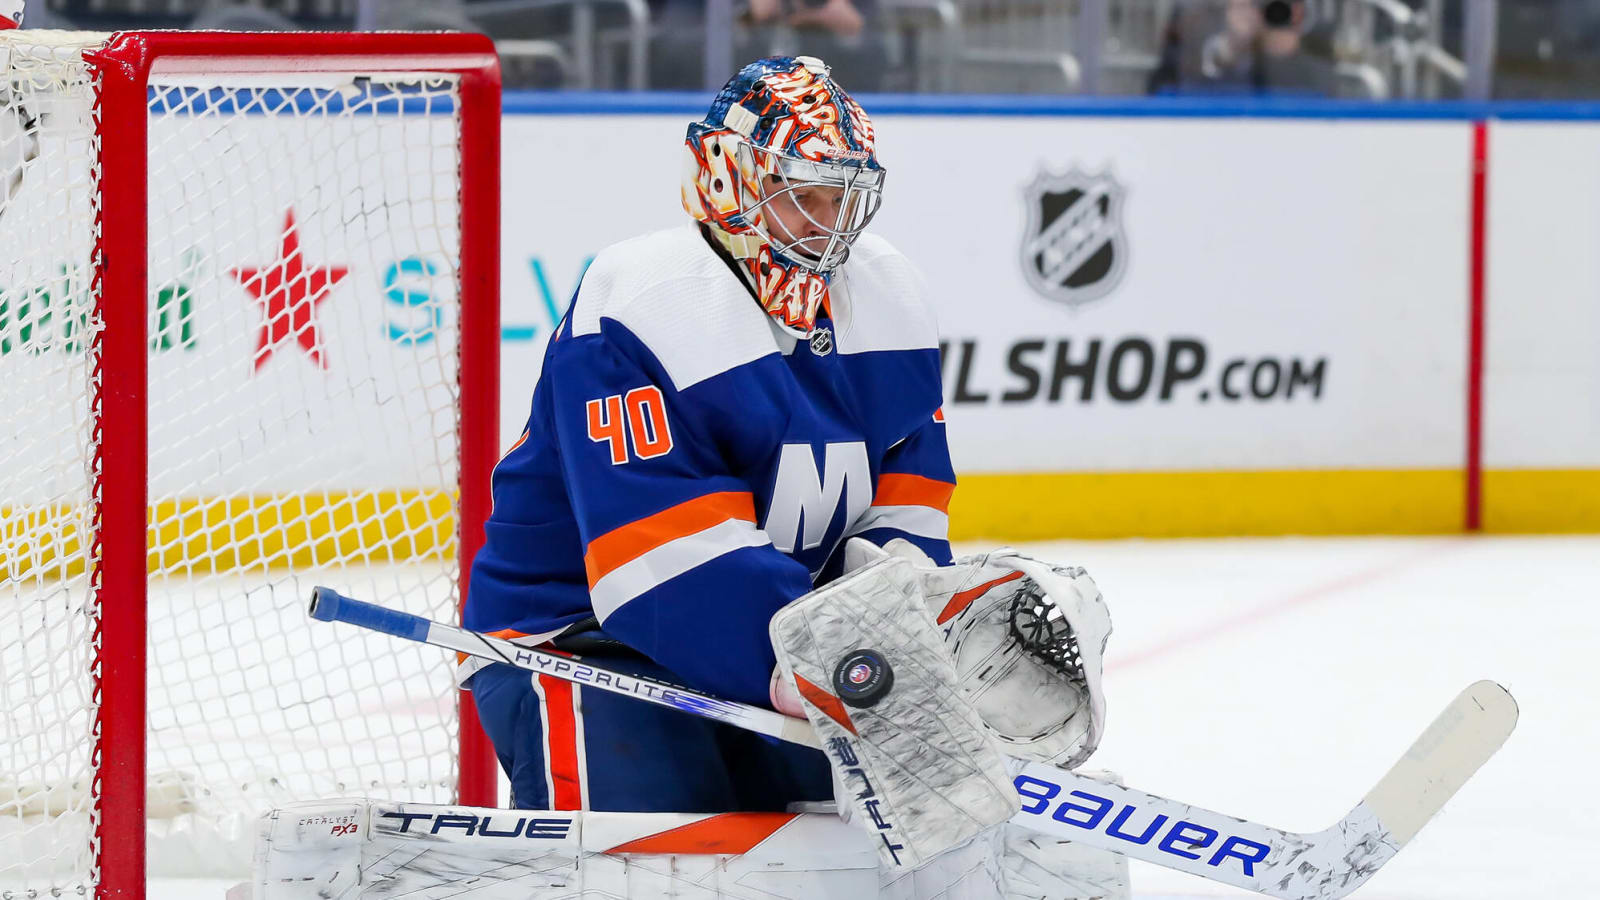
86, 31, 501, 897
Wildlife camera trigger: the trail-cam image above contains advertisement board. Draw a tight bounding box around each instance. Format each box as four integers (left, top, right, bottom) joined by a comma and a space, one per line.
1484, 121, 1600, 531
12, 99, 1589, 548
496, 111, 1475, 536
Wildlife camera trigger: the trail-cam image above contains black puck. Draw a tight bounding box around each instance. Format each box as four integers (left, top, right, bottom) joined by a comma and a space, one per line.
833, 648, 894, 708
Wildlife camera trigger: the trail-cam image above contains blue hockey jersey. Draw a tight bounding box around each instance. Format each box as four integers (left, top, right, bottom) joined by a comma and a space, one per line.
465, 225, 954, 707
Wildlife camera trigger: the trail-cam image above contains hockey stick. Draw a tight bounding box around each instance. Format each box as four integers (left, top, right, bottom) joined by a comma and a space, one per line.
309, 587, 1516, 900
307, 586, 823, 749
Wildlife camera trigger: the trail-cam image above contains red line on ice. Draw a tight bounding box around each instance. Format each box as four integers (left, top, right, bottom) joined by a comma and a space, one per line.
1108, 539, 1466, 672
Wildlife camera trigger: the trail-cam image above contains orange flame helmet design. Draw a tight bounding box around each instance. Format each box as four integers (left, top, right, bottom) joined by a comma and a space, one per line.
681, 56, 885, 332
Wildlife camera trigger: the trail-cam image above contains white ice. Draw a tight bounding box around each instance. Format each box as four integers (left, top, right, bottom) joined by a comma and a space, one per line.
150, 534, 1594, 899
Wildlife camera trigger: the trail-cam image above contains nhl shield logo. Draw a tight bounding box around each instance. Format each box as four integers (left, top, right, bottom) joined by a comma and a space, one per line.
809, 326, 834, 356
1020, 168, 1128, 308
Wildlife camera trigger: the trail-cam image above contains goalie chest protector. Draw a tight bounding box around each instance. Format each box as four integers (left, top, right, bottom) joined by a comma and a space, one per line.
466, 225, 956, 706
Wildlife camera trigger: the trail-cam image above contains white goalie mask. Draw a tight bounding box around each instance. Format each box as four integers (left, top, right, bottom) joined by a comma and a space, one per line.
682, 55, 885, 331
737, 141, 884, 274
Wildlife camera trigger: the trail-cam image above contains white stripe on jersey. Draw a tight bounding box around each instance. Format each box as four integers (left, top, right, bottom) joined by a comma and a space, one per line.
590, 518, 773, 623
847, 504, 950, 542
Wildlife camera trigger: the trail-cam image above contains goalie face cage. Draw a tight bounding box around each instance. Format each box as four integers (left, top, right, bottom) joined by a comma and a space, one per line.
0, 32, 500, 896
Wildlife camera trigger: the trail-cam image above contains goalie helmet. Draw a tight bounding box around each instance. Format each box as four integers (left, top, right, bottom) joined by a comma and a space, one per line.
681, 56, 884, 333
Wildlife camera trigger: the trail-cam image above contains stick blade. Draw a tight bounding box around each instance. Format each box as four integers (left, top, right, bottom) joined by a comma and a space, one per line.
1362, 679, 1518, 847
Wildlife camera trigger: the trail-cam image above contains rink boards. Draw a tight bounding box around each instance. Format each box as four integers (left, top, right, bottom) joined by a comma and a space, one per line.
8, 97, 1597, 570
495, 98, 1600, 538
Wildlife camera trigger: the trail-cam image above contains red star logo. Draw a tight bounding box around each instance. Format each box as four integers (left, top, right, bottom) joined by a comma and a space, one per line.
231, 209, 349, 371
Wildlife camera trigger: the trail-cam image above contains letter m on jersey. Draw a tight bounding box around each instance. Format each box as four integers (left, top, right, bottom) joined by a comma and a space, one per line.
765, 442, 871, 554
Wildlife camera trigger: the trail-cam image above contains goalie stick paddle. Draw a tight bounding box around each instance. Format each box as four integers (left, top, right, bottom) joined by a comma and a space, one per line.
309, 586, 1516, 900
1007, 680, 1516, 900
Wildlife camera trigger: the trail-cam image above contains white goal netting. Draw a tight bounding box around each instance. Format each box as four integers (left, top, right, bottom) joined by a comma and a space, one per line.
0, 31, 485, 890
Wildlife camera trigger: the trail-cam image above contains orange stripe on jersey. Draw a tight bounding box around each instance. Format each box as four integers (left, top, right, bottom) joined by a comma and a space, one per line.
503, 429, 530, 458
603, 812, 799, 855
457, 627, 539, 664
539, 674, 584, 810
488, 431, 533, 518
936, 570, 1025, 625
873, 473, 955, 514
458, 629, 561, 665
932, 407, 945, 423
583, 491, 758, 588
794, 673, 857, 735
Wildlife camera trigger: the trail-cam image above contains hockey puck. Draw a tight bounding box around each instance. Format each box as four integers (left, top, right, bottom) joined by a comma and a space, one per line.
832, 648, 893, 708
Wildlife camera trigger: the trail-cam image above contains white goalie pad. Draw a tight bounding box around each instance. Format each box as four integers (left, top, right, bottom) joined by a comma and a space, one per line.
768, 556, 1019, 869
242, 798, 1129, 900
241, 799, 1008, 899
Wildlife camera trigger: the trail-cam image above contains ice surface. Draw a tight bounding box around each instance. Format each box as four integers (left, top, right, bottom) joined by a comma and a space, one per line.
1001, 534, 1591, 899
149, 534, 1595, 899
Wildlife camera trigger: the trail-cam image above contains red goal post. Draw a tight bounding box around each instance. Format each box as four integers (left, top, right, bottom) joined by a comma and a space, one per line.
0, 31, 499, 897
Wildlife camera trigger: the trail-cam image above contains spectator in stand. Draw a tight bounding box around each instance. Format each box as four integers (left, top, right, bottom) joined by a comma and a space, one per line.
748, 0, 865, 37
744, 0, 884, 91
650, 0, 714, 89
1147, 0, 1336, 96
654, 0, 883, 93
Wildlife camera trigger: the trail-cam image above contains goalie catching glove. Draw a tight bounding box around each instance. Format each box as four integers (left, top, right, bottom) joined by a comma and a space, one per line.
846, 539, 1111, 770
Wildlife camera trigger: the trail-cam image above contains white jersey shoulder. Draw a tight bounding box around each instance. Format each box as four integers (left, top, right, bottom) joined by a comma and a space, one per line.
568, 226, 784, 390
831, 233, 940, 355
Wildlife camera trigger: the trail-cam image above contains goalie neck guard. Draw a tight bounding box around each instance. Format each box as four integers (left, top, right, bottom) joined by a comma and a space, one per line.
681, 56, 884, 334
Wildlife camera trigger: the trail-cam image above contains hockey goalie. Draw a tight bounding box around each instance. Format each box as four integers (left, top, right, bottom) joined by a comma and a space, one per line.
252, 56, 1125, 899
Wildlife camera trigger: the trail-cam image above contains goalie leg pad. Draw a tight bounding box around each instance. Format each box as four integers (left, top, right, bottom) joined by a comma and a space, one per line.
249, 799, 1009, 899
769, 556, 1019, 869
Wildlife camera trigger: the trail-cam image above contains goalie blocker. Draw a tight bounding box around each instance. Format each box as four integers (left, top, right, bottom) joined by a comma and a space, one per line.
768, 553, 1020, 869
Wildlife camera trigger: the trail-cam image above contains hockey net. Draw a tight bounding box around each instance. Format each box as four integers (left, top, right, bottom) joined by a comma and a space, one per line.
0, 31, 499, 894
